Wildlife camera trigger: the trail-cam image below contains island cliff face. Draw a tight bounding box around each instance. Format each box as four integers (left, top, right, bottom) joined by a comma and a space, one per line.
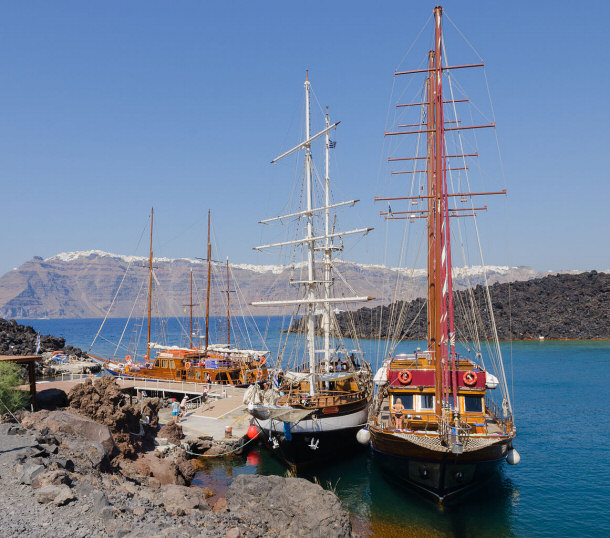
298, 271, 610, 340
0, 251, 544, 319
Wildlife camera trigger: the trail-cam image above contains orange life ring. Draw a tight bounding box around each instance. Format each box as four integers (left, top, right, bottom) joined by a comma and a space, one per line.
398, 370, 412, 385
463, 370, 478, 386
185, 362, 191, 370
125, 354, 131, 362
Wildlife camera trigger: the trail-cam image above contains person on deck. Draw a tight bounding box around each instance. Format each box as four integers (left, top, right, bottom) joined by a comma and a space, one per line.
179, 396, 188, 421
392, 398, 405, 430
171, 398, 180, 423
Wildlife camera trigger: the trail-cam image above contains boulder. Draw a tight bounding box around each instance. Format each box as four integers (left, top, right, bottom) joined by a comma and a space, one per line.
23, 409, 118, 458
17, 462, 45, 485
227, 474, 353, 538
157, 422, 184, 446
37, 388, 69, 410
158, 484, 210, 513
35, 484, 75, 506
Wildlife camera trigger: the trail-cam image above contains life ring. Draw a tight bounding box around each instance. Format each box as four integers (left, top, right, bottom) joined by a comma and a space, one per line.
398, 370, 412, 385
463, 370, 478, 386
185, 362, 191, 370
125, 354, 132, 363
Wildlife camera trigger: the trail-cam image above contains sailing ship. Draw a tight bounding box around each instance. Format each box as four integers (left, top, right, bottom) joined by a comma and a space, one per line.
245, 73, 374, 469
93, 208, 269, 386
365, 6, 519, 501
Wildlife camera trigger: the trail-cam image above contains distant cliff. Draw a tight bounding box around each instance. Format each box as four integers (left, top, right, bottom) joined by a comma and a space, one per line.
294, 271, 610, 340
0, 251, 546, 319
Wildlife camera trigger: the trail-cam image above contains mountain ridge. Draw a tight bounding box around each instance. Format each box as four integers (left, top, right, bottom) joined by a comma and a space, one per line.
0, 250, 601, 319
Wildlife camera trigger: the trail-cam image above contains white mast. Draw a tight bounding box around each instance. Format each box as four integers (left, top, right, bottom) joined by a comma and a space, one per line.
304, 71, 317, 396
253, 73, 376, 394
323, 107, 331, 372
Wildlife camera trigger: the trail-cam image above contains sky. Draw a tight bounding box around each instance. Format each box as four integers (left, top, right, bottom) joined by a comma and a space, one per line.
0, 0, 608, 276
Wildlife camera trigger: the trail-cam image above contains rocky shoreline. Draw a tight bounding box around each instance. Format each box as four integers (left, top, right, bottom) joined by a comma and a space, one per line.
291, 271, 609, 340
0, 376, 353, 537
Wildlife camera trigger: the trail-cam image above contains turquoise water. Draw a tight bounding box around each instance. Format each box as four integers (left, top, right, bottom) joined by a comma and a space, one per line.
17, 318, 610, 537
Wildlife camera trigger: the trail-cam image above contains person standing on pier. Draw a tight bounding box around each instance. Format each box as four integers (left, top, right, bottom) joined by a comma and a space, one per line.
171, 398, 180, 423
179, 396, 188, 421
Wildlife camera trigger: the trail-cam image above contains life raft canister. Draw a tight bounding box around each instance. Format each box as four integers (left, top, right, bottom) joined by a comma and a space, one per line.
185, 361, 191, 370
398, 370, 412, 385
463, 370, 478, 386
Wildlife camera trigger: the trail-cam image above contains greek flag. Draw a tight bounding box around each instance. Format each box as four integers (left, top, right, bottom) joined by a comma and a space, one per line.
35, 332, 41, 354
271, 370, 280, 390
328, 140, 336, 148
388, 204, 393, 217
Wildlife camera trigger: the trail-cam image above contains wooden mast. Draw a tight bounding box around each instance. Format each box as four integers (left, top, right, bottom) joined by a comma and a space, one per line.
226, 257, 230, 346
432, 5, 445, 416
146, 207, 154, 362
205, 209, 212, 355
189, 271, 193, 348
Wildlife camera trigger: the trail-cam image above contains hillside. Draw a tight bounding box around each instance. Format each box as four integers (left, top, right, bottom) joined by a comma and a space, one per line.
303, 271, 610, 340
0, 251, 544, 318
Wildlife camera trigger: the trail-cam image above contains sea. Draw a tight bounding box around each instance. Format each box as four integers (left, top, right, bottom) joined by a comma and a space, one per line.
16, 316, 610, 537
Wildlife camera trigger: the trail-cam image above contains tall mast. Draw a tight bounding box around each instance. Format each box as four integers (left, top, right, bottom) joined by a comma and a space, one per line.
146, 207, 154, 362
323, 106, 331, 372
205, 209, 212, 355
189, 270, 193, 348
304, 70, 317, 396
432, 5, 445, 416
226, 257, 230, 346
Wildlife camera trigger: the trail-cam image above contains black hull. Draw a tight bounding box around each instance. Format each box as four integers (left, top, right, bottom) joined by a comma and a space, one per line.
259, 425, 364, 471
372, 446, 505, 501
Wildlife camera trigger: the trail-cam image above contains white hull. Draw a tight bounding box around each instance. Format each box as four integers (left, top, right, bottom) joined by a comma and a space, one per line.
256, 406, 368, 434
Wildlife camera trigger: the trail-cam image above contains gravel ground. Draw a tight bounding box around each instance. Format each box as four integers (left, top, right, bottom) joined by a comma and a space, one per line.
0, 421, 352, 538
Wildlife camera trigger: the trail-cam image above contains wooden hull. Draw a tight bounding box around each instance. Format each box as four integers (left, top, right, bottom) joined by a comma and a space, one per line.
370, 427, 510, 501
256, 402, 369, 471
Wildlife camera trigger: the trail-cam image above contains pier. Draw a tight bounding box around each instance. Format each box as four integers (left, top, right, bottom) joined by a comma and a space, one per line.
22, 375, 252, 443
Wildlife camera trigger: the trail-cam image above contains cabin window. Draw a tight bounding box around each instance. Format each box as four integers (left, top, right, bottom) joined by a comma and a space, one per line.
161, 360, 168, 368
420, 394, 434, 410
401, 394, 414, 410
195, 370, 201, 380
154, 360, 160, 367
464, 396, 483, 413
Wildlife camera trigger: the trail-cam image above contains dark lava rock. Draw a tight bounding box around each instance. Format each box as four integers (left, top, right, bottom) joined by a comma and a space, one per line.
67, 376, 161, 458
0, 317, 87, 356
37, 388, 69, 411
309, 270, 610, 340
226, 474, 353, 537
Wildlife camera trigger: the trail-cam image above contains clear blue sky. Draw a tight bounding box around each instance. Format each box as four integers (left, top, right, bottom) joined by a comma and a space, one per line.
0, 0, 608, 275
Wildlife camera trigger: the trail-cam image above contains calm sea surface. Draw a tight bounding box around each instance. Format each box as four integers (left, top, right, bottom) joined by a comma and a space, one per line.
16, 317, 610, 537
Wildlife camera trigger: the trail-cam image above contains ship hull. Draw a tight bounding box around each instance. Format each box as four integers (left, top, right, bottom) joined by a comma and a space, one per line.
255, 405, 368, 471
370, 428, 510, 501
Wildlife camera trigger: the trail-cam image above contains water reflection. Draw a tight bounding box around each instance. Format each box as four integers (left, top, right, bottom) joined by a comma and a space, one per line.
192, 444, 517, 537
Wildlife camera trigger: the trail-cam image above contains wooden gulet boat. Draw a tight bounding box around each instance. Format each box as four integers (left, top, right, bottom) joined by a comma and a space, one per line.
245, 73, 374, 470
365, 6, 520, 501
95, 208, 269, 387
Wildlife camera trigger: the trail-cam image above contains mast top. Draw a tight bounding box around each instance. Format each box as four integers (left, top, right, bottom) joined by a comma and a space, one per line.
306, 69, 309, 82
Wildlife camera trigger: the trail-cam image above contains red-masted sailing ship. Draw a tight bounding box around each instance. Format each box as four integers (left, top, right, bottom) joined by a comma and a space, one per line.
365, 6, 520, 501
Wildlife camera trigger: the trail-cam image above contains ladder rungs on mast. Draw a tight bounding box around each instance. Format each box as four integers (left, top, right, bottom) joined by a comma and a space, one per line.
396, 98, 468, 107
259, 199, 359, 224
394, 63, 484, 76
253, 227, 373, 251
388, 153, 477, 162
375, 190, 506, 202
385, 123, 495, 136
